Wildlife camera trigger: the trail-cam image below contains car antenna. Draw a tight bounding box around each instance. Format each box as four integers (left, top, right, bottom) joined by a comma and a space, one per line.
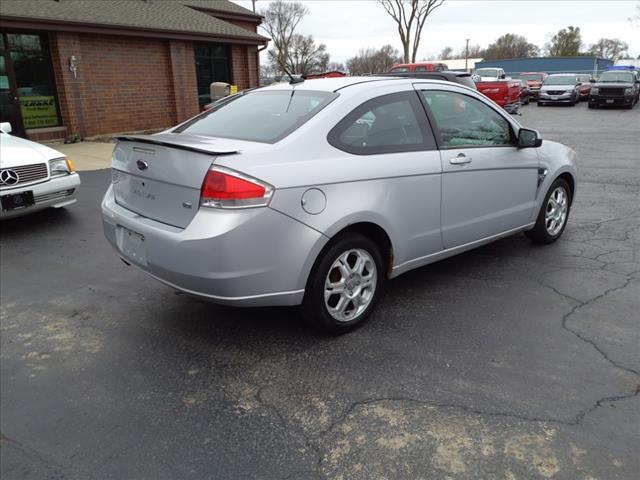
284, 68, 304, 85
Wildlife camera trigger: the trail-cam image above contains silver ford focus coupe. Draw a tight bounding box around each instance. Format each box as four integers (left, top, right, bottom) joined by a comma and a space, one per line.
102, 77, 577, 333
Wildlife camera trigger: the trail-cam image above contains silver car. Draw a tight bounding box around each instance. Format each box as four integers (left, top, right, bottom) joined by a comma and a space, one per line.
102, 77, 577, 332
538, 74, 581, 106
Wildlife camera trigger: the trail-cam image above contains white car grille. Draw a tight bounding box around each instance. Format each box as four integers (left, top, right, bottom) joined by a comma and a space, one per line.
0, 163, 48, 188
34, 189, 75, 204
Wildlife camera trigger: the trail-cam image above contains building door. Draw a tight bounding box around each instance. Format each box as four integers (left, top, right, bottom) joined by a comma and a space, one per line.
0, 32, 62, 138
0, 37, 25, 136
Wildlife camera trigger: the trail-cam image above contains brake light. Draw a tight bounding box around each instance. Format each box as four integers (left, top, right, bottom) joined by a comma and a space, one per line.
200, 167, 273, 209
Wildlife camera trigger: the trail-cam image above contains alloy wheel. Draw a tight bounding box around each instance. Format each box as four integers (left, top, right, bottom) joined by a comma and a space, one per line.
324, 249, 377, 322
545, 186, 568, 236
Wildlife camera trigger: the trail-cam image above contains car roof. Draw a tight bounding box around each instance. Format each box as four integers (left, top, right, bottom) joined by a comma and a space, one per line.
260, 76, 455, 93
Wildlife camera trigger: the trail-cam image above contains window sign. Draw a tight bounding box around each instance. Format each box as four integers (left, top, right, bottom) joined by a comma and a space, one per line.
19, 96, 58, 128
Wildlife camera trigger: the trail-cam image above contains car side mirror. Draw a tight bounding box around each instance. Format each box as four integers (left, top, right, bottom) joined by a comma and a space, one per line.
500, 74, 506, 79
590, 79, 596, 83
518, 128, 542, 148
0, 122, 12, 134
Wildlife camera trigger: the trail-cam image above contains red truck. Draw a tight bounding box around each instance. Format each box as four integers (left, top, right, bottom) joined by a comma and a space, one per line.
518, 72, 548, 100
475, 79, 522, 113
388, 62, 449, 73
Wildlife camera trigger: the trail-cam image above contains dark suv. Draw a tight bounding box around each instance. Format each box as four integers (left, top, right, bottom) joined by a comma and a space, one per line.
588, 70, 640, 109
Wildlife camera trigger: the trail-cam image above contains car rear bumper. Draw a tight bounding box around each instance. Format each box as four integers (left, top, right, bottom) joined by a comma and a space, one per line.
0, 173, 81, 220
101, 186, 327, 307
588, 95, 634, 106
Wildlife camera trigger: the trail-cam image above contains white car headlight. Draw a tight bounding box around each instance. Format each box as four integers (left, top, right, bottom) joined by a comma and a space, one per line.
590, 87, 599, 95
49, 157, 75, 176
624, 88, 634, 95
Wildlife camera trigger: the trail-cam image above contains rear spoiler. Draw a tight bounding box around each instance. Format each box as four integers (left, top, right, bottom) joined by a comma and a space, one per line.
114, 135, 238, 156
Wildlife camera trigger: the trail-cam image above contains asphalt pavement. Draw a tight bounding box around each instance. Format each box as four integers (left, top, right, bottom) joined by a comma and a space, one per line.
1, 101, 639, 479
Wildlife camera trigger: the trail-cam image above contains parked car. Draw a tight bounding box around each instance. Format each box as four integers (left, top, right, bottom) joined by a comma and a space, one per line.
381, 70, 477, 89
538, 74, 581, 106
517, 79, 530, 105
474, 67, 507, 81
518, 72, 548, 100
588, 70, 640, 109
576, 74, 593, 100
388, 62, 448, 73
475, 78, 522, 113
102, 77, 577, 333
0, 122, 80, 220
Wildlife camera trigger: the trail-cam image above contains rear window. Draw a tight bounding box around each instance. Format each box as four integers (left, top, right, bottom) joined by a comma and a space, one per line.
174, 90, 337, 143
519, 74, 543, 81
456, 76, 477, 90
390, 67, 410, 73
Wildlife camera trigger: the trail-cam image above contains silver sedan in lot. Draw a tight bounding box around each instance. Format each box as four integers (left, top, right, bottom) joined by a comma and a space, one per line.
102, 77, 577, 333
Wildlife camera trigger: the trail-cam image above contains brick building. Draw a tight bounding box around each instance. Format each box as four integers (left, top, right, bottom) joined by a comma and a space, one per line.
0, 0, 267, 141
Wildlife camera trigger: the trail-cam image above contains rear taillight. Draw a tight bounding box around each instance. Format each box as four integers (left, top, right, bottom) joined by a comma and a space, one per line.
200, 166, 273, 209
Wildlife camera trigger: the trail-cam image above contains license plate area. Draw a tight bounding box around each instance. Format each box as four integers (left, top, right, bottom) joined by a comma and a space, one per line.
606, 99, 614, 104
116, 225, 147, 266
1, 191, 35, 212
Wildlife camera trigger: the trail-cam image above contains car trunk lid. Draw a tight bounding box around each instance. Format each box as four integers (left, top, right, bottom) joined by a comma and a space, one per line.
111, 133, 251, 228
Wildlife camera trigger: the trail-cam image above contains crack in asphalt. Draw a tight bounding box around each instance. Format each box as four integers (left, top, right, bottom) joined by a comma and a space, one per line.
0, 433, 67, 479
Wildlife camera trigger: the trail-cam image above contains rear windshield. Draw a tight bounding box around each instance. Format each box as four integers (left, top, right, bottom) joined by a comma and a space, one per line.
174, 90, 337, 143
544, 76, 578, 85
457, 76, 477, 89
597, 72, 634, 83
519, 74, 543, 81
390, 67, 410, 73
476, 69, 500, 77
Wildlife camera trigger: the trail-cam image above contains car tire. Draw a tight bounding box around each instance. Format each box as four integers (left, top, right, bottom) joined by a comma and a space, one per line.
588, 103, 596, 109
301, 233, 386, 334
538, 101, 544, 106
526, 178, 572, 244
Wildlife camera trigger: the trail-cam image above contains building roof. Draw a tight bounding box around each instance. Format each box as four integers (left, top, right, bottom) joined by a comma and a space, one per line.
0, 0, 267, 44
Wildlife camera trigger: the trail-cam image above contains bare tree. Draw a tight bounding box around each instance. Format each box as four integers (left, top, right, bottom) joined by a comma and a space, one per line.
284, 34, 330, 75
260, 0, 309, 75
346, 45, 402, 75
484, 34, 539, 60
439, 46, 453, 60
545, 26, 582, 56
588, 38, 629, 61
377, 0, 445, 63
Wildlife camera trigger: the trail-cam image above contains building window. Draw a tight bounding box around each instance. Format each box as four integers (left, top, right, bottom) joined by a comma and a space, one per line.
194, 43, 230, 109
3, 32, 61, 129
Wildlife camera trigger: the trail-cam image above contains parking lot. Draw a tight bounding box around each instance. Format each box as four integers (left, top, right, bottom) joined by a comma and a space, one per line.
1, 101, 638, 479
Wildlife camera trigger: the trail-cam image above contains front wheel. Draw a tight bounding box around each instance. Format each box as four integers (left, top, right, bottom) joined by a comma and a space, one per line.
526, 178, 571, 244
538, 101, 545, 106
301, 233, 385, 334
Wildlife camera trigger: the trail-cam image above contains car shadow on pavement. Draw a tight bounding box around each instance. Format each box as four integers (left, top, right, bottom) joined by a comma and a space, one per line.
0, 207, 79, 239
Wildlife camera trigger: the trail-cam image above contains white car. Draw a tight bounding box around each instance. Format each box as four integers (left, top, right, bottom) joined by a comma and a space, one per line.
0, 122, 81, 219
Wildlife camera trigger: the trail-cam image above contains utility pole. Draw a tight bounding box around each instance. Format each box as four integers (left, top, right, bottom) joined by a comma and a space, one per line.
252, 0, 256, 13
465, 38, 470, 72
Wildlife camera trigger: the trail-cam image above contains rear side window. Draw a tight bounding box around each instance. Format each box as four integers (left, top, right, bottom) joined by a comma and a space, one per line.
420, 90, 513, 148
328, 91, 437, 155
174, 90, 336, 143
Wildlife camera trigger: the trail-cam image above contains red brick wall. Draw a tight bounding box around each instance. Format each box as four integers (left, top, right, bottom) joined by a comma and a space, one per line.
49, 33, 198, 138
230, 44, 259, 91
41, 32, 257, 140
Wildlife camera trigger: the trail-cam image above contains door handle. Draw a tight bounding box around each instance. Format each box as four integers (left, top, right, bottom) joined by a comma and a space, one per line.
449, 154, 472, 165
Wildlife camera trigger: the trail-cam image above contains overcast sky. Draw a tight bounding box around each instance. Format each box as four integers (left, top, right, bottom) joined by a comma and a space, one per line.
233, 0, 640, 63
